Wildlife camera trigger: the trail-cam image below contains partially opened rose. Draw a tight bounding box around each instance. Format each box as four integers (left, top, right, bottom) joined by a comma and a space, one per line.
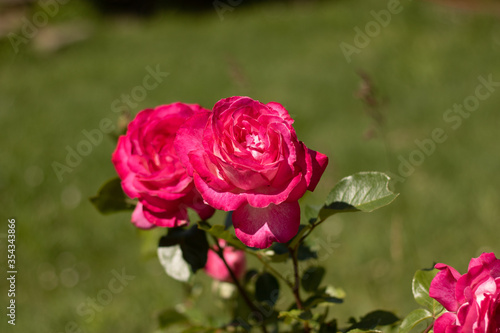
112, 103, 215, 228
205, 240, 246, 283
175, 96, 328, 248
429, 252, 500, 333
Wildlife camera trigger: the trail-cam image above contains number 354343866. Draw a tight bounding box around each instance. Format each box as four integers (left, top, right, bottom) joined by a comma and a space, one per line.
8, 219, 15, 269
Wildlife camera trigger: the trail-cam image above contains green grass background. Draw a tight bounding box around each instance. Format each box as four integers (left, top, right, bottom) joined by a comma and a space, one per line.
1, 0, 500, 331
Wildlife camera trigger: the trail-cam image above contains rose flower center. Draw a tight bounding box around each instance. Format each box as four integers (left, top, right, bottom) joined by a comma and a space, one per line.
244, 132, 265, 158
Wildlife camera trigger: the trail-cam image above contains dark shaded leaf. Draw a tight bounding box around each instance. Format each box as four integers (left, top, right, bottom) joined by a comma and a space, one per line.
267, 243, 290, 262
244, 269, 258, 284
271, 242, 288, 255
297, 243, 318, 261
301, 266, 326, 292
320, 320, 338, 333
89, 177, 135, 214
255, 272, 280, 306
180, 227, 209, 273
157, 225, 209, 281
224, 211, 234, 230
303, 294, 343, 310
269, 242, 316, 262
346, 310, 399, 331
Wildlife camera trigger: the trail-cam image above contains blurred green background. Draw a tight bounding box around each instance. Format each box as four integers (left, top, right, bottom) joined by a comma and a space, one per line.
1, 0, 500, 331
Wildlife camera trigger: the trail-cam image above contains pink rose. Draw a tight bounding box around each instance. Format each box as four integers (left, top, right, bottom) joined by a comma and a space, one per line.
204, 240, 246, 283
175, 96, 328, 248
112, 103, 215, 228
429, 252, 500, 333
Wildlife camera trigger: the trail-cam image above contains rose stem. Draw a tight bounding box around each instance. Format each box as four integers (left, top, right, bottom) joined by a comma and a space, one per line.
210, 236, 269, 333
200, 220, 292, 289
289, 246, 311, 333
423, 322, 434, 333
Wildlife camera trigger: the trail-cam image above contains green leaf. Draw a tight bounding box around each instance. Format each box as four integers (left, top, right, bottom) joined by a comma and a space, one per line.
268, 243, 290, 262
181, 327, 217, 333
244, 269, 259, 284
319, 320, 338, 333
255, 272, 280, 306
89, 177, 135, 214
319, 172, 398, 220
303, 294, 343, 310
157, 226, 209, 282
157, 308, 188, 328
297, 243, 318, 261
305, 204, 321, 225
347, 329, 382, 333
323, 285, 346, 299
301, 266, 326, 292
432, 300, 445, 318
224, 211, 234, 229
278, 309, 311, 324
412, 269, 439, 311
269, 242, 317, 262
399, 309, 433, 333
346, 310, 400, 331
197, 221, 246, 250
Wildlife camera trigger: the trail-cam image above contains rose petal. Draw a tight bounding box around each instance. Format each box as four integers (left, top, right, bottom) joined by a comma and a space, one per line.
142, 203, 189, 228
204, 240, 246, 283
434, 312, 458, 333
174, 111, 212, 176
266, 101, 295, 126
193, 174, 247, 211
431, 263, 462, 312
460, 300, 480, 333
182, 189, 216, 221
456, 265, 492, 305
131, 203, 156, 229
306, 147, 329, 191
232, 201, 300, 249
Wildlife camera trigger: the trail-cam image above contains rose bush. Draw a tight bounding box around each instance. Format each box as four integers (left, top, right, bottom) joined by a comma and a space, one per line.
92, 94, 400, 331
174, 96, 328, 249
204, 240, 246, 283
112, 103, 215, 228
429, 252, 500, 333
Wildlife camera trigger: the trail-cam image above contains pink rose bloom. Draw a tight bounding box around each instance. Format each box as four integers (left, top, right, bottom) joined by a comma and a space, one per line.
112, 103, 215, 228
205, 240, 246, 283
429, 252, 500, 333
175, 96, 328, 248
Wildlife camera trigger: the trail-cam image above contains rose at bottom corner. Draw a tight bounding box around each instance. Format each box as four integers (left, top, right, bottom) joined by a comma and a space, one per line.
204, 240, 246, 284
429, 252, 500, 333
